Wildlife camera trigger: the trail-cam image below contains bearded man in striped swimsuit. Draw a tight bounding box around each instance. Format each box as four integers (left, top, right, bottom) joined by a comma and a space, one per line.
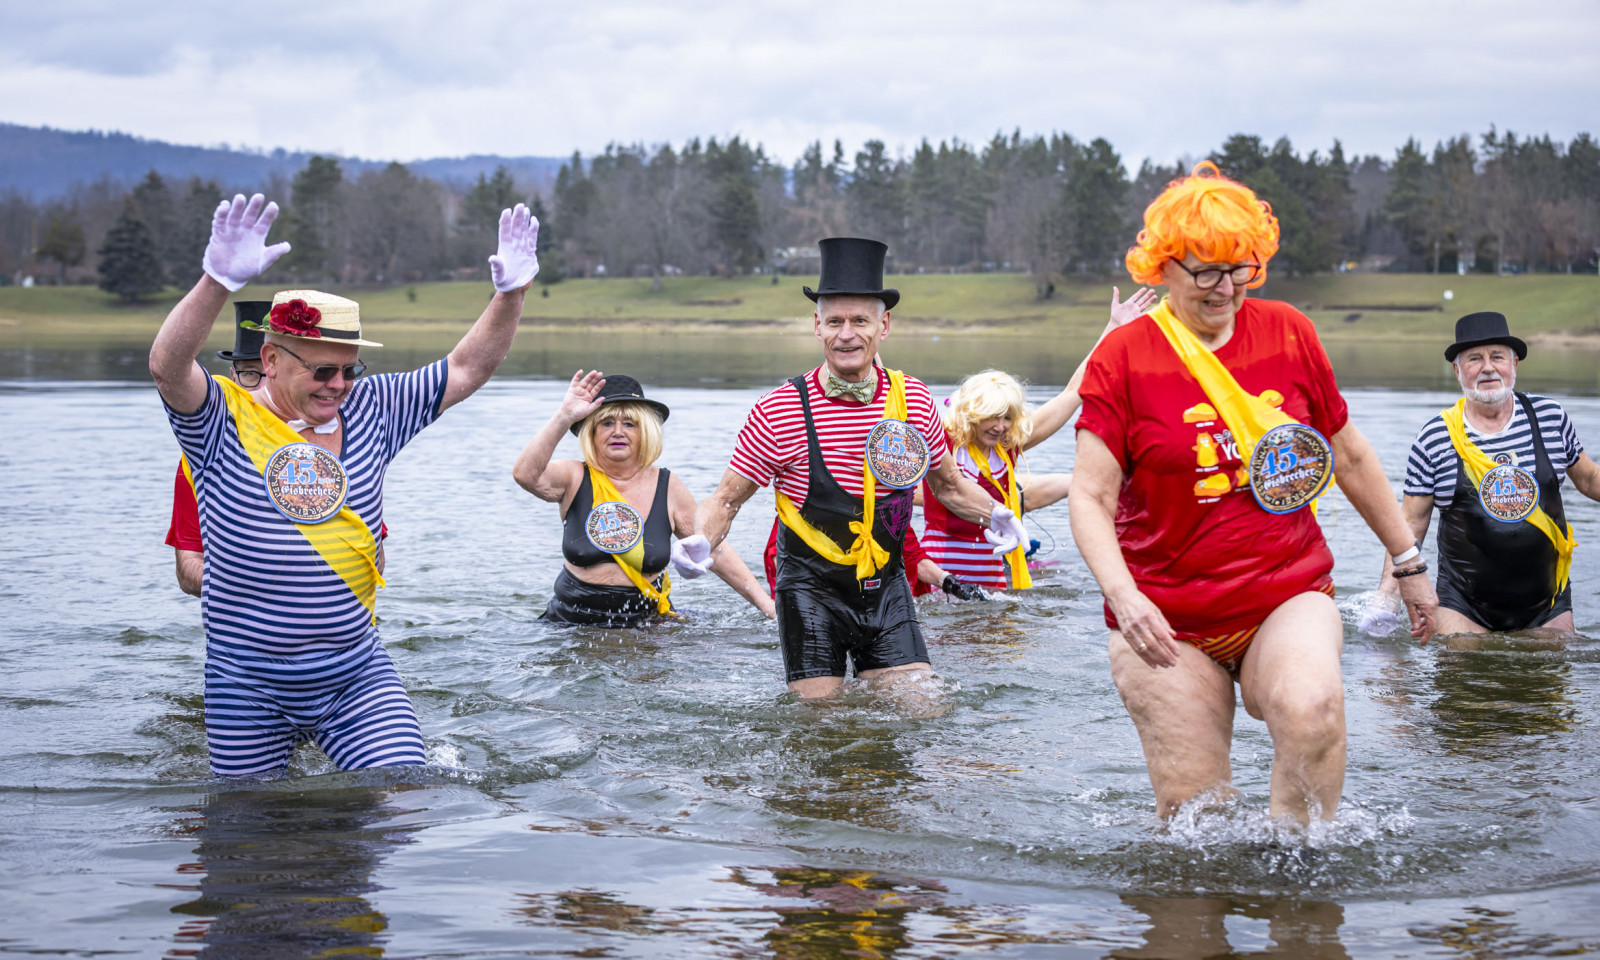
149, 194, 539, 777
676, 238, 1026, 698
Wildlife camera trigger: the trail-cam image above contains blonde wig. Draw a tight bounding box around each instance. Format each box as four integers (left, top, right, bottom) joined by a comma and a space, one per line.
945, 370, 1032, 451
579, 401, 664, 469
1125, 161, 1280, 288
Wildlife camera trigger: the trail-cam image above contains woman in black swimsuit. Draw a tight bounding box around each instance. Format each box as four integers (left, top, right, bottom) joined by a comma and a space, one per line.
513, 370, 774, 627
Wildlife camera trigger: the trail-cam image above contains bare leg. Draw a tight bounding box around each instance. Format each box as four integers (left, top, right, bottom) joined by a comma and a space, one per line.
858, 662, 933, 690
788, 676, 843, 698
1238, 591, 1345, 823
1435, 605, 1490, 635
1110, 633, 1238, 817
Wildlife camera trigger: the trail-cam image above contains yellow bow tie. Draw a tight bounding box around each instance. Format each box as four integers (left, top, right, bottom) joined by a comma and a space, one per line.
824, 372, 877, 403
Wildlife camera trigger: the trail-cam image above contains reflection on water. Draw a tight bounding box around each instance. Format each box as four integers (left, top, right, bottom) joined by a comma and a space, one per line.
1114, 896, 1350, 960
167, 785, 406, 958
1427, 649, 1577, 752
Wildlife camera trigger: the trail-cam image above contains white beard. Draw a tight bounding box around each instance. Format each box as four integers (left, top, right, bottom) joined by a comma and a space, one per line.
1459, 368, 1516, 405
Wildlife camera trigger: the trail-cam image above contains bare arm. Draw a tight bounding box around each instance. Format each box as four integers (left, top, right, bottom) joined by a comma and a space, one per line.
511, 370, 604, 501
174, 549, 203, 597
150, 276, 232, 414
1024, 286, 1155, 451
693, 470, 761, 551
924, 455, 1001, 526
1068, 429, 1182, 667
1331, 422, 1438, 640
441, 289, 527, 412
1020, 472, 1072, 511
667, 471, 774, 617
1568, 450, 1600, 502
1377, 494, 1434, 592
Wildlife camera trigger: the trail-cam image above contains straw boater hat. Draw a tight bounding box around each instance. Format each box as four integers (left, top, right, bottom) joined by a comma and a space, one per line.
259, 289, 384, 348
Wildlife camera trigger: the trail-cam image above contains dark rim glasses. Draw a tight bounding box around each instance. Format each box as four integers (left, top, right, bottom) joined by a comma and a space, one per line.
231, 365, 263, 387
1173, 261, 1262, 290
273, 343, 367, 383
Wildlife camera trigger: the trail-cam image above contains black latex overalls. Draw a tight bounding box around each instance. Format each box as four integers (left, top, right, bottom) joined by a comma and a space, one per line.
1435, 393, 1572, 631
773, 374, 927, 681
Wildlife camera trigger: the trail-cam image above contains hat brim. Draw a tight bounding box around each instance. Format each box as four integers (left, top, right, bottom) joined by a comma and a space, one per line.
216, 349, 261, 362
802, 286, 900, 311
568, 397, 672, 436
1444, 336, 1526, 362
269, 331, 384, 348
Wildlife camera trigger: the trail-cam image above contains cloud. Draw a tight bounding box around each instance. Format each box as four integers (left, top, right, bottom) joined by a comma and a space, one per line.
0, 0, 1594, 166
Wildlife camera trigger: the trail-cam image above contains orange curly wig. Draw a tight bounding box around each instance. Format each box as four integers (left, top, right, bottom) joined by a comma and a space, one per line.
1125, 161, 1279, 288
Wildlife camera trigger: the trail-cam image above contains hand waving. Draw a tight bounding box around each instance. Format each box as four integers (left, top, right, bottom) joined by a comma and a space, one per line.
1109, 286, 1158, 328
983, 505, 1028, 555
560, 369, 606, 426
488, 203, 540, 292
202, 194, 291, 292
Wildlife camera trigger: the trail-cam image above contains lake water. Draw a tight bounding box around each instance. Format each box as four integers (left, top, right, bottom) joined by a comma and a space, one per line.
3, 353, 1600, 957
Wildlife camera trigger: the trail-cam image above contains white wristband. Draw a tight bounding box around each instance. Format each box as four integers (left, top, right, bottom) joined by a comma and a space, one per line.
1391, 544, 1421, 566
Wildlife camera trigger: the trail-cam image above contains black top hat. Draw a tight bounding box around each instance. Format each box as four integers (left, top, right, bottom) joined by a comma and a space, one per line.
217, 301, 269, 362
569, 375, 671, 435
1444, 311, 1527, 362
803, 237, 900, 311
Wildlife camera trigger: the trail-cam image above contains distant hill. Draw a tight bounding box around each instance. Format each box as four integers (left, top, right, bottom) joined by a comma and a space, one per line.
0, 122, 568, 198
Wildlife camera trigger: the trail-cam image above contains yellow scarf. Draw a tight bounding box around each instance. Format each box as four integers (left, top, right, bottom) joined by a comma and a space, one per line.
1440, 399, 1577, 602
586, 464, 673, 615
1148, 299, 1326, 512
214, 377, 385, 620
968, 443, 1032, 589
774, 368, 909, 581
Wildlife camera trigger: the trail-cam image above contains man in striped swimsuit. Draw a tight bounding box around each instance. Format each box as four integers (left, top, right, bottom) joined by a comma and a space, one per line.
150, 194, 540, 777
1370, 312, 1600, 635
680, 238, 1025, 697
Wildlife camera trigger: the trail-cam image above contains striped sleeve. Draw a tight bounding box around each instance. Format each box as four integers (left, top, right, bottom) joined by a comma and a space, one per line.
728, 385, 789, 488
1403, 416, 1447, 499
362, 358, 450, 460
163, 369, 226, 472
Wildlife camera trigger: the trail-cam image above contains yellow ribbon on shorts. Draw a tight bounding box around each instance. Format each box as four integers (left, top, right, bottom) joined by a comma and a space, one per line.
774, 368, 909, 581
213, 376, 385, 620
1148, 299, 1327, 512
585, 463, 674, 615
1440, 398, 1576, 603
967, 443, 1032, 589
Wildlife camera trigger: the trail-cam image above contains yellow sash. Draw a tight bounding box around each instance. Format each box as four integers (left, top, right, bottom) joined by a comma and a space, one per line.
1148, 299, 1326, 512
585, 464, 673, 615
774, 368, 908, 581
1440, 399, 1577, 602
214, 376, 385, 620
968, 443, 1032, 589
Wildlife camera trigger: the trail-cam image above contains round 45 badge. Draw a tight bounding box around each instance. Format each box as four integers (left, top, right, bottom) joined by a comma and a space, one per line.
586, 500, 644, 554
1478, 463, 1539, 523
865, 418, 930, 489
263, 442, 349, 524
1247, 423, 1334, 514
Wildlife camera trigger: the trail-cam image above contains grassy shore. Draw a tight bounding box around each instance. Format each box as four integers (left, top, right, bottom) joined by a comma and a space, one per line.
1, 272, 1596, 352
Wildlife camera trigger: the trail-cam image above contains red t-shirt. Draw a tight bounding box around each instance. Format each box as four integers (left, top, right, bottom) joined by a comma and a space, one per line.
729, 365, 948, 507
164, 458, 389, 553
1075, 299, 1349, 637
165, 461, 202, 551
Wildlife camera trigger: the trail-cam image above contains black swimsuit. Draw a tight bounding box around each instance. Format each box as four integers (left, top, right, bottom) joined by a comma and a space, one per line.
1435, 393, 1573, 632
774, 375, 927, 682
542, 468, 674, 628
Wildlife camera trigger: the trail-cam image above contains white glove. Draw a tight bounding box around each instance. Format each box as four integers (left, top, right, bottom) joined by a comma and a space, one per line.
201, 194, 290, 292
1357, 591, 1404, 637
670, 535, 714, 579
983, 505, 1027, 555
488, 203, 540, 292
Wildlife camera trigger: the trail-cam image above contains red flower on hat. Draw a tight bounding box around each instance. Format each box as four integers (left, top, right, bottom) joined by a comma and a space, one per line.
268, 299, 323, 338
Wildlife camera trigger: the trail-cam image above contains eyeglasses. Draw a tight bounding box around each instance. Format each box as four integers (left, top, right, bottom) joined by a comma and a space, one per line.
1172, 261, 1262, 290
231, 366, 263, 387
272, 343, 367, 383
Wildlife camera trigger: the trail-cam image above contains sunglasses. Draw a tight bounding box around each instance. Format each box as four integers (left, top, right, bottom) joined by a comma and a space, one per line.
273, 343, 367, 383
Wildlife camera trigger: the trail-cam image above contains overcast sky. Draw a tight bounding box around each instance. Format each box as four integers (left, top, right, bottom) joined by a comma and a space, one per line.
3, 0, 1596, 168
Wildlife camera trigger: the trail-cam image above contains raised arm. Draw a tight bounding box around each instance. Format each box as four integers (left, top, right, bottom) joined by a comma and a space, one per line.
1025, 286, 1155, 450
512, 370, 604, 502
149, 195, 290, 413
441, 204, 538, 412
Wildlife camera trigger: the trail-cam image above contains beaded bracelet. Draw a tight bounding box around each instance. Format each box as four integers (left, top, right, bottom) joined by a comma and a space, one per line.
1393, 563, 1429, 579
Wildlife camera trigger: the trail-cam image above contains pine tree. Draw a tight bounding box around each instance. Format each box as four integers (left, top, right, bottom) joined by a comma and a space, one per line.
96, 205, 165, 302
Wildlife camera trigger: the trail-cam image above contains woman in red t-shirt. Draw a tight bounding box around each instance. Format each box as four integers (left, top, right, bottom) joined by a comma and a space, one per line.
1069, 162, 1439, 824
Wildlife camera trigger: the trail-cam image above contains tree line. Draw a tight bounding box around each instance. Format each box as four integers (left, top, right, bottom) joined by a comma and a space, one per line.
1, 127, 1595, 302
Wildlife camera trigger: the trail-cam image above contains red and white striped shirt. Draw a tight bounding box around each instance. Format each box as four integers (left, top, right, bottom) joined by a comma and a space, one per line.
922, 445, 1010, 589
729, 366, 948, 508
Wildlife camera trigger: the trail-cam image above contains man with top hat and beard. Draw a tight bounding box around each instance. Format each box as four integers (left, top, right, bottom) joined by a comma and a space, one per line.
1365, 312, 1600, 636
149, 193, 540, 776
675, 237, 1029, 697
